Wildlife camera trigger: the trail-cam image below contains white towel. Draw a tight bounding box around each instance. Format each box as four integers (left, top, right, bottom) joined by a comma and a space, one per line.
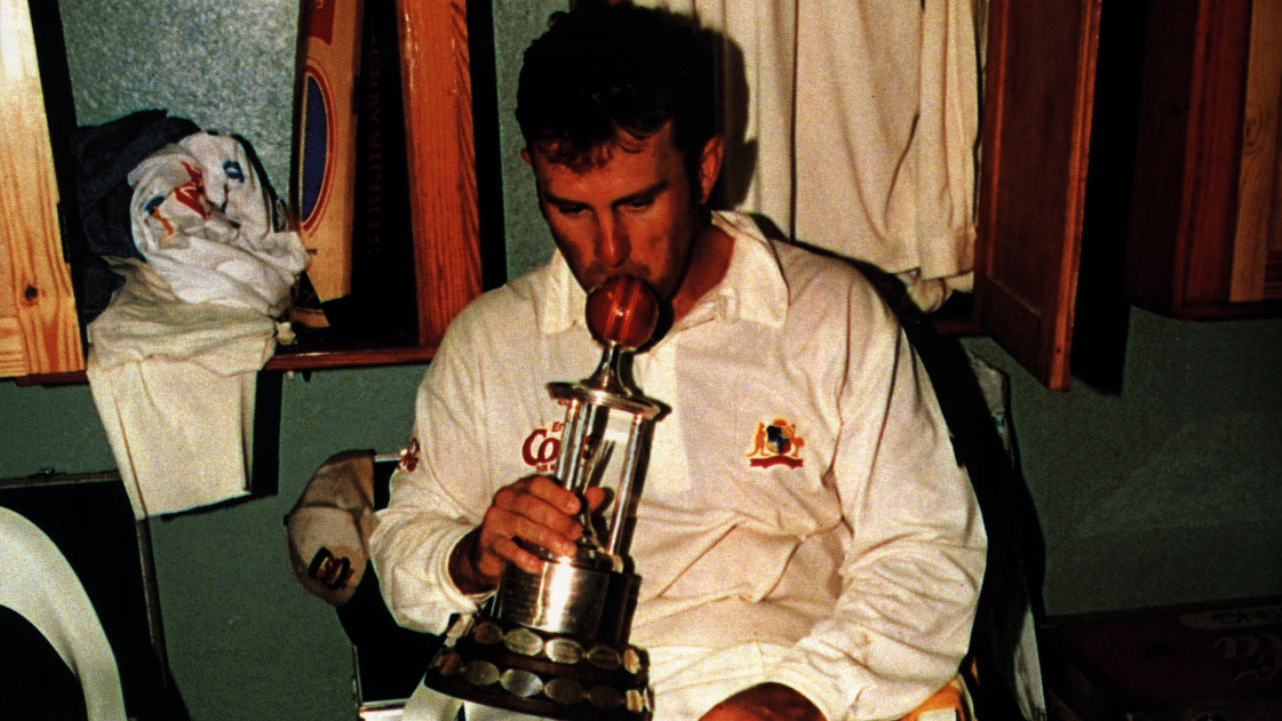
87, 267, 273, 518
87, 132, 306, 519
126, 132, 309, 315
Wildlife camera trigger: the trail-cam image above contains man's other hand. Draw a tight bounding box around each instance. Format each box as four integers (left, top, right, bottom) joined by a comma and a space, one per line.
699, 683, 827, 721
448, 474, 606, 594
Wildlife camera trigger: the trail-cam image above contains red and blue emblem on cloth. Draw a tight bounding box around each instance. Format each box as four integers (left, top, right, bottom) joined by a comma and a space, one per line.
748, 418, 805, 468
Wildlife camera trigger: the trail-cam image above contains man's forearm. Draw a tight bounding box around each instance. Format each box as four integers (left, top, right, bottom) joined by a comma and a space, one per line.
447, 526, 495, 595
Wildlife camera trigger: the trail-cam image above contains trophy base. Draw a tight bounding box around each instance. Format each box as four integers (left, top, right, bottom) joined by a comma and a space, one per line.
422, 612, 652, 721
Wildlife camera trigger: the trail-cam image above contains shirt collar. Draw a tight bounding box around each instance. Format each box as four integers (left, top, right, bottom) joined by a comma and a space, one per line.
536, 210, 789, 336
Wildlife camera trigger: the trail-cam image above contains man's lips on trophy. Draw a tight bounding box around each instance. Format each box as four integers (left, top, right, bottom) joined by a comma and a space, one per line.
586, 275, 659, 349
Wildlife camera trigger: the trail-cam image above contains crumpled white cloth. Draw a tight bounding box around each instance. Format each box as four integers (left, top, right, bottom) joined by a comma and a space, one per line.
88, 260, 282, 374
127, 131, 309, 316
0, 507, 126, 721
88, 131, 306, 519
87, 260, 282, 518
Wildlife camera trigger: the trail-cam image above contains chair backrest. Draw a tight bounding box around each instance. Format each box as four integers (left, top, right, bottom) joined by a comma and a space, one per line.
338, 455, 444, 712
287, 452, 443, 715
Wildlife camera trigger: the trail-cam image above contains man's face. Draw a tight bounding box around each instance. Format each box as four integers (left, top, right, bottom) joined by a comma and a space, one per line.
525, 123, 718, 301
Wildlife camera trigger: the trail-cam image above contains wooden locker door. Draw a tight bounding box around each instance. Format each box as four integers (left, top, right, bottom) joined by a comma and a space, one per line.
397, 0, 483, 351
0, 0, 83, 378
973, 0, 1102, 391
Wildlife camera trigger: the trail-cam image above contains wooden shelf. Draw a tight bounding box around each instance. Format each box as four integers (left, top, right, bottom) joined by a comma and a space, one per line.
0, 0, 83, 379
264, 342, 437, 371
12, 341, 440, 387
970, 0, 1102, 390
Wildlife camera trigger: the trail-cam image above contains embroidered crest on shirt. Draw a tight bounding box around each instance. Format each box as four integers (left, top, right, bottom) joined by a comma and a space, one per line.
748, 418, 805, 468
399, 438, 421, 472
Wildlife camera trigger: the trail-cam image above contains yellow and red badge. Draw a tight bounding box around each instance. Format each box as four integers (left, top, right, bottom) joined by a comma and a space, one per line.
747, 418, 805, 469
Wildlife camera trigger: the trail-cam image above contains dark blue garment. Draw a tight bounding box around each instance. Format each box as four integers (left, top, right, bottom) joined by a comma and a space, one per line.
66, 109, 199, 324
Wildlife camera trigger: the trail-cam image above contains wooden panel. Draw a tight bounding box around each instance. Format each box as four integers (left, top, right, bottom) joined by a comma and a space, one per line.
1124, 0, 1282, 318
397, 0, 482, 350
1232, 0, 1282, 303
1178, 2, 1253, 308
974, 0, 1101, 391
0, 0, 83, 378
1123, 1, 1206, 314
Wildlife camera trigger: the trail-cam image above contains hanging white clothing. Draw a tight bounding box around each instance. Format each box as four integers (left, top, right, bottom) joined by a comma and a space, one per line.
639, 0, 979, 309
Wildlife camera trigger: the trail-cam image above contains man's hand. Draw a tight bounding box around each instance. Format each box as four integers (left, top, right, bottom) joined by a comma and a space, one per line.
699, 683, 827, 721
449, 474, 606, 594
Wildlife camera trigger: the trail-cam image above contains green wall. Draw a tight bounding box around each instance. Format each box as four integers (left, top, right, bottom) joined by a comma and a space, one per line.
2, 1, 1279, 719
492, 1, 566, 279
964, 313, 1282, 614
59, 0, 298, 196
1, 365, 426, 719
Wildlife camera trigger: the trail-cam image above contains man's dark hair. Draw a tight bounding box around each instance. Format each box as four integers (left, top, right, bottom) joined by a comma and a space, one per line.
516, 1, 716, 177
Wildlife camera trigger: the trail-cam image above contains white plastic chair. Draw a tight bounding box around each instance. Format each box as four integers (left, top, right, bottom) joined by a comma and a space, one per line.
0, 506, 127, 721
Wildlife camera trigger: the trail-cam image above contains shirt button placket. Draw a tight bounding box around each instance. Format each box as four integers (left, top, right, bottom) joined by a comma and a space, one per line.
638, 339, 688, 494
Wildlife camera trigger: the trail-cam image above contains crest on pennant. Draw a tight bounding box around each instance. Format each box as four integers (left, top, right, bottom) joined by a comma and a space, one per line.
747, 418, 805, 469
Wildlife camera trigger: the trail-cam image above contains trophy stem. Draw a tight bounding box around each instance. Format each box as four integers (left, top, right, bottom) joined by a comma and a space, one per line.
606, 413, 652, 559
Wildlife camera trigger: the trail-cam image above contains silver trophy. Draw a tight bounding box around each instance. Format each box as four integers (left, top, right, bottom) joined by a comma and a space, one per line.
423, 275, 666, 720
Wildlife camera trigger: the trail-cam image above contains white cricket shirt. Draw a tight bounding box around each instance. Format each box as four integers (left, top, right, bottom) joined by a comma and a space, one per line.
371, 211, 985, 720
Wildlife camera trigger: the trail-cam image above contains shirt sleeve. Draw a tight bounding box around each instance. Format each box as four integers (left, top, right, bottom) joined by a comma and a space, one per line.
368, 313, 498, 634
764, 283, 987, 721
